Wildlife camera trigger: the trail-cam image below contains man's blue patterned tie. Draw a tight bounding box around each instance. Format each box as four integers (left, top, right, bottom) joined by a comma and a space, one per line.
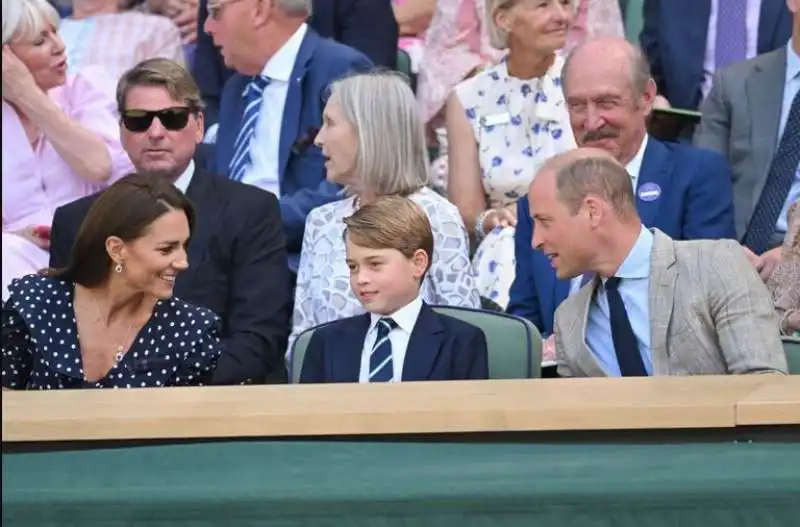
229, 75, 270, 182
742, 91, 800, 255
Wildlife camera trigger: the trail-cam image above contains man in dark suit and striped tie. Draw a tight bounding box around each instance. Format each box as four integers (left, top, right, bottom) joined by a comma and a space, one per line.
300, 197, 489, 384
204, 0, 372, 269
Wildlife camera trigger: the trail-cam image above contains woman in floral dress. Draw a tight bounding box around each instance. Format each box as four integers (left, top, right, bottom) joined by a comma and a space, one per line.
445, 0, 577, 308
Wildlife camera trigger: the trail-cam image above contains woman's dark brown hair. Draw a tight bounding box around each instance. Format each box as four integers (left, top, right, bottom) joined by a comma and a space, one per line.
47, 174, 196, 287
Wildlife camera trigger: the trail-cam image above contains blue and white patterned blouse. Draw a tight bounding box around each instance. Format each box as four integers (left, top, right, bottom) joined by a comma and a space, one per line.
453, 55, 576, 309
454, 55, 575, 209
289, 187, 481, 357
1, 275, 222, 390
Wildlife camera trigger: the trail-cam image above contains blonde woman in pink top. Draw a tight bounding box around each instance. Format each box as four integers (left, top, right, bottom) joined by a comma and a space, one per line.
2, 0, 134, 301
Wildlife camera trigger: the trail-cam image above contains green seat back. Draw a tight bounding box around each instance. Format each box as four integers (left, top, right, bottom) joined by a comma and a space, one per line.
783, 336, 800, 374
289, 307, 542, 383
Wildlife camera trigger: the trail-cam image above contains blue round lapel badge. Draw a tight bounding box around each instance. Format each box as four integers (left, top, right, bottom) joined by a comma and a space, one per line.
637, 183, 661, 202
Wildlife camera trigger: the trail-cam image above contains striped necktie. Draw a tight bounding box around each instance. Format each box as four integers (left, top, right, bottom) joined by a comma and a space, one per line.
742, 91, 800, 255
369, 317, 397, 382
229, 75, 270, 182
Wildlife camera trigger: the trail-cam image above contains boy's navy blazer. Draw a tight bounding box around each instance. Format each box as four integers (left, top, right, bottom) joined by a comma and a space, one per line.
300, 303, 489, 383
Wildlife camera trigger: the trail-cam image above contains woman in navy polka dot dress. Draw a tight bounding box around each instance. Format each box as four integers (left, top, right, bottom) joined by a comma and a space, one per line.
1, 174, 223, 389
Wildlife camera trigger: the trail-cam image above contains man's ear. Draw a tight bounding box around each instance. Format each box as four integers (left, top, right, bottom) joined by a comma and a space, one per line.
583, 196, 604, 227
252, 0, 273, 28
640, 78, 658, 118
193, 111, 205, 144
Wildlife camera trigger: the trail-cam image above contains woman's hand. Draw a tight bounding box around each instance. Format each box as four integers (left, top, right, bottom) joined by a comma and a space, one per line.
2, 46, 40, 105
742, 245, 783, 281
172, 0, 199, 44
482, 204, 518, 232
14, 225, 50, 250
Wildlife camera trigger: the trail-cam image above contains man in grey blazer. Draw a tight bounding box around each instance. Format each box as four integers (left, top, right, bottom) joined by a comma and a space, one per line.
527, 148, 787, 377
694, 1, 800, 279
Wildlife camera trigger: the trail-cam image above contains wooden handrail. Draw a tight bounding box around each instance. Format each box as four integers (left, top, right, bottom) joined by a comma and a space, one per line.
3, 376, 792, 442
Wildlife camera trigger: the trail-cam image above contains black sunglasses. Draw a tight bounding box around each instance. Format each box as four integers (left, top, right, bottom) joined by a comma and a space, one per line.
121, 107, 193, 132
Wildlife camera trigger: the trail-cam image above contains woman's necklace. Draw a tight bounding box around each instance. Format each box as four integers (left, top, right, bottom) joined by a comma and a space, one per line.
88, 294, 137, 363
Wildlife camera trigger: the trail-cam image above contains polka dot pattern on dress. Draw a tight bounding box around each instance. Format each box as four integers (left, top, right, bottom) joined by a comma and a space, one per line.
1, 274, 223, 390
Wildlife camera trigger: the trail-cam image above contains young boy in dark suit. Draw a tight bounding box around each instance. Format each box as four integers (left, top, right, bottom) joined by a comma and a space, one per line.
300, 196, 489, 383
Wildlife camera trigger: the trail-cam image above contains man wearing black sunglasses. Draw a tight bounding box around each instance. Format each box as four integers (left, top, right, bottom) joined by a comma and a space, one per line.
49, 58, 293, 385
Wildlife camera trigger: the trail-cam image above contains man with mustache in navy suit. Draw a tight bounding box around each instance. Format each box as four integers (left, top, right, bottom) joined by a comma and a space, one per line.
507, 38, 737, 363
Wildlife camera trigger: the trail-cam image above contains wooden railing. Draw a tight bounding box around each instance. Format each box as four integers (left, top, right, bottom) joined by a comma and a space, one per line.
2, 376, 798, 442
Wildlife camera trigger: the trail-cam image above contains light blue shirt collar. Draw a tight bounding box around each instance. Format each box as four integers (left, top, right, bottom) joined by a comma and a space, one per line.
786, 40, 800, 85
604, 226, 653, 282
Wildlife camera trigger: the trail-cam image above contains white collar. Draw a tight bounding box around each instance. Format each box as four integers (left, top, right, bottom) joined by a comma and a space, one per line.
172, 159, 195, 194
625, 134, 649, 183
786, 40, 800, 85
368, 294, 424, 335
261, 23, 308, 83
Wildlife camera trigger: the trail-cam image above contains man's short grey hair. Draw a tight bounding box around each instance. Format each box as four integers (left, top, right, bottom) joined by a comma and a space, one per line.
555, 156, 637, 219
274, 0, 312, 18
328, 71, 429, 197
2, 0, 60, 45
562, 39, 653, 98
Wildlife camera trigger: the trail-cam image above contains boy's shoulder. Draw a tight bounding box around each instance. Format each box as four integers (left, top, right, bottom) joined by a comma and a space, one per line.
312, 312, 371, 339
311, 305, 485, 342
432, 310, 485, 340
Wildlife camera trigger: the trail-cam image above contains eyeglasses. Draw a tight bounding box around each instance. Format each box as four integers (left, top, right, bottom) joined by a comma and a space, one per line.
121, 107, 193, 132
208, 0, 246, 20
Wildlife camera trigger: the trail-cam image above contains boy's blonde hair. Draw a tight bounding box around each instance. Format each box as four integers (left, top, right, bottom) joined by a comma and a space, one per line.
343, 196, 434, 277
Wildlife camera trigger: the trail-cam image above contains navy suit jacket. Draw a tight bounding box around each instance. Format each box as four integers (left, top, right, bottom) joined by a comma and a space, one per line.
299, 303, 489, 383
194, 0, 397, 125
48, 167, 293, 385
507, 139, 737, 336
212, 29, 371, 257
640, 0, 791, 110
